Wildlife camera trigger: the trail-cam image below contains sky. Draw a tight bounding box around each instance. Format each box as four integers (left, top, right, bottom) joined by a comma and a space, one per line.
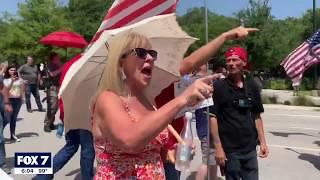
0, 0, 317, 20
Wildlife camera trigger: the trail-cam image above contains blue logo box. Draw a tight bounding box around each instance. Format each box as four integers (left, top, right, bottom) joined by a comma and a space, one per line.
15, 152, 51, 168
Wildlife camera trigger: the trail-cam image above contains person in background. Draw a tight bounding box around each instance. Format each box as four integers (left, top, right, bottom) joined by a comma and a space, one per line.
18, 56, 44, 113
43, 53, 63, 132
194, 64, 218, 180
210, 46, 269, 180
0, 63, 13, 174
3, 65, 25, 142
34, 54, 95, 180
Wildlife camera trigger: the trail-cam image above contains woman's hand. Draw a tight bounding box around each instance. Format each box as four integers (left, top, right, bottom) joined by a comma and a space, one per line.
11, 75, 19, 82
223, 26, 259, 41
167, 143, 196, 164
179, 74, 220, 107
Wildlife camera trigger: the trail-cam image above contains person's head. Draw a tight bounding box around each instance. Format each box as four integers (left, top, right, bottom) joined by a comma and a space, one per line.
49, 52, 61, 64
196, 64, 207, 76
224, 46, 248, 76
216, 66, 228, 79
98, 32, 156, 96
27, 56, 34, 65
4, 65, 18, 79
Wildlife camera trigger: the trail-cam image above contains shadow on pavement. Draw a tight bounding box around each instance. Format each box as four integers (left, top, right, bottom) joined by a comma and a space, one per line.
186, 171, 197, 180
16, 117, 24, 122
66, 168, 80, 176
16, 132, 39, 138
269, 131, 316, 138
286, 148, 320, 171
5, 157, 14, 170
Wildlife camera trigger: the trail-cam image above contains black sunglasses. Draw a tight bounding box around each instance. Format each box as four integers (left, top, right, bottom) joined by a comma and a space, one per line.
121, 48, 158, 60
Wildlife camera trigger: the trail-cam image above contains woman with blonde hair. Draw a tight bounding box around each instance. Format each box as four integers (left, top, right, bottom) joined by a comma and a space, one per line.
92, 31, 215, 179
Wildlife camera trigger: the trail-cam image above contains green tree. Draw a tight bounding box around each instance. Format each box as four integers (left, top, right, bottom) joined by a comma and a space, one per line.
178, 7, 237, 60
67, 0, 112, 41
0, 0, 69, 63
235, 0, 274, 70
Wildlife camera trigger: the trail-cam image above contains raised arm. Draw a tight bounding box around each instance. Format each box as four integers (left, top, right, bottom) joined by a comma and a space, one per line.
180, 27, 258, 75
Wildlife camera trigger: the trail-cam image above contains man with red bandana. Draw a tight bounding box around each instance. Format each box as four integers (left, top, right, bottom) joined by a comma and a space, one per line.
158, 26, 259, 180
210, 46, 269, 180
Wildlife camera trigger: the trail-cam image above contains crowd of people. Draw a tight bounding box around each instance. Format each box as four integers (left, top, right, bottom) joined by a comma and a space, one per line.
0, 26, 269, 180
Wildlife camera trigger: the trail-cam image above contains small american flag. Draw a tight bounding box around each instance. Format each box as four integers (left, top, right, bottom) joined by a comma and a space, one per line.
90, 0, 178, 43
281, 30, 320, 84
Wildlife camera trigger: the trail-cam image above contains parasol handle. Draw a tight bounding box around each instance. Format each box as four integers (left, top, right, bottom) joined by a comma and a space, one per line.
167, 124, 185, 145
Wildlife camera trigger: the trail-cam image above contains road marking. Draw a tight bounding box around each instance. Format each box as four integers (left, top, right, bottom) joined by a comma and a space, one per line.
269, 144, 320, 152
264, 114, 320, 118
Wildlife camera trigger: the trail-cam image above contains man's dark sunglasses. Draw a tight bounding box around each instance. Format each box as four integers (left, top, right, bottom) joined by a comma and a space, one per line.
121, 48, 158, 60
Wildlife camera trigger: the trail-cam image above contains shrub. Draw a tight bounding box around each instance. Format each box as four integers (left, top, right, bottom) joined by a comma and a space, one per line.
292, 96, 315, 106
262, 95, 278, 104
283, 101, 291, 105
269, 79, 290, 90
269, 95, 278, 104
262, 95, 271, 104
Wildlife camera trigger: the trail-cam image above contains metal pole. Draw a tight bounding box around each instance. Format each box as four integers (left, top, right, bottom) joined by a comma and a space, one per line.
313, 0, 318, 88
204, 1, 211, 180
204, 0, 209, 43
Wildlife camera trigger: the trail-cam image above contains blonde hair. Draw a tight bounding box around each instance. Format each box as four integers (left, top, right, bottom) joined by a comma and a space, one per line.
96, 31, 151, 97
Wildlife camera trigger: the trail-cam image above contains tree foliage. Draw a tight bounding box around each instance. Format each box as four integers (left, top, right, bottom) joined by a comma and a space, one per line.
0, 0, 318, 75
67, 0, 112, 41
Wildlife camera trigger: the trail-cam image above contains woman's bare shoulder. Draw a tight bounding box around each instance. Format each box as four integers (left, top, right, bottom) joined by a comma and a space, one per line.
96, 91, 123, 111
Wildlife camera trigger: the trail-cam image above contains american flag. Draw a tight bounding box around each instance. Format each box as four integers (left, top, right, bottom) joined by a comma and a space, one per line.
281, 29, 320, 84
90, 0, 178, 43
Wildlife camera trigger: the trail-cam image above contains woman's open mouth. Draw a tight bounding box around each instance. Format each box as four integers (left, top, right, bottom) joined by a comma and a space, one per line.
141, 67, 152, 78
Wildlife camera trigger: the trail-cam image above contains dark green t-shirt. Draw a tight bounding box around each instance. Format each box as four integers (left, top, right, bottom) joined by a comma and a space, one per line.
18, 64, 38, 84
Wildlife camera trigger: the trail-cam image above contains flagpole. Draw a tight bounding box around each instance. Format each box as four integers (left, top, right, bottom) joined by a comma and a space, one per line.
203, 1, 211, 180
313, 0, 318, 88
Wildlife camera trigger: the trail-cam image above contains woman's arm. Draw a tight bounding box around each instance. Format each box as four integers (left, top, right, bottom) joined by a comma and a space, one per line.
21, 79, 26, 100
96, 75, 216, 152
96, 91, 186, 152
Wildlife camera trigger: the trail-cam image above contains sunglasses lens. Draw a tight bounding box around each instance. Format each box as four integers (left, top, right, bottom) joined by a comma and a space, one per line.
134, 48, 158, 60
149, 50, 158, 59
135, 48, 147, 59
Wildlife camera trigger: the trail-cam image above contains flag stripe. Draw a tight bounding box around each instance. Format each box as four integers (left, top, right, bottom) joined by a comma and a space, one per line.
124, 0, 177, 27
281, 42, 307, 66
104, 0, 139, 20
107, 0, 168, 30
90, 0, 177, 43
97, 0, 151, 32
280, 28, 320, 84
287, 46, 320, 78
282, 43, 308, 68
283, 43, 308, 69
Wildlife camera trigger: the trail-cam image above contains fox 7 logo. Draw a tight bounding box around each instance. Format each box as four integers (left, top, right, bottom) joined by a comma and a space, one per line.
15, 153, 51, 168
